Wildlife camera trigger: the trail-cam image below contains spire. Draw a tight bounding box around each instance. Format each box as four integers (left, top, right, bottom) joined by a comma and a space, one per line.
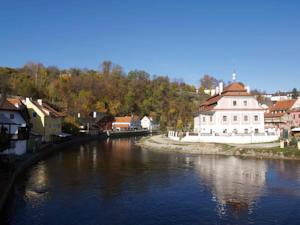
232, 70, 236, 82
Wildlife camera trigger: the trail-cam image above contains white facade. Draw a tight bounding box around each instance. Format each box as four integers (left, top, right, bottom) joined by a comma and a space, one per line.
141, 116, 152, 130
195, 96, 265, 135
0, 110, 27, 135
270, 95, 292, 102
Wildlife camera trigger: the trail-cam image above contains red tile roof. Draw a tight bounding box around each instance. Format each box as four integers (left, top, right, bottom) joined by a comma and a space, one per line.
223, 82, 246, 93
114, 115, 140, 123
269, 99, 296, 112
199, 82, 252, 112
114, 116, 132, 123
0, 98, 24, 111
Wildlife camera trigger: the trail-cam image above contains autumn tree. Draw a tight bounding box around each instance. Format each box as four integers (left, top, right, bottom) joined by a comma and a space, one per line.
200, 74, 220, 89
101, 60, 112, 77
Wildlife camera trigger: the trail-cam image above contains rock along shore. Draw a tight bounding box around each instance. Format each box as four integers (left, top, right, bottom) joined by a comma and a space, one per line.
136, 135, 300, 160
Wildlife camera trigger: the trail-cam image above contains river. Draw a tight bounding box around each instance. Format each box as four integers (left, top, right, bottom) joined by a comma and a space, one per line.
2, 137, 300, 225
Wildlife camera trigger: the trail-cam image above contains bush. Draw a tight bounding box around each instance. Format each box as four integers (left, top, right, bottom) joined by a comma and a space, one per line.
62, 116, 80, 135
290, 136, 298, 146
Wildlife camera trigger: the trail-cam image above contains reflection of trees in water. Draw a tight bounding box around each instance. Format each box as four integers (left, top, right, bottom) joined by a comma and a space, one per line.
28, 138, 181, 201
193, 156, 267, 215
97, 138, 181, 200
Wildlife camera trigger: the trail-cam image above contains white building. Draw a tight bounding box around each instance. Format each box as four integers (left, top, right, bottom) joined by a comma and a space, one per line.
0, 97, 30, 155
270, 95, 292, 102
141, 116, 152, 130
112, 115, 141, 131
194, 82, 265, 135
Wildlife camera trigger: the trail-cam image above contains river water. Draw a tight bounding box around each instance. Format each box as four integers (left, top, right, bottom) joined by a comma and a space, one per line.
2, 138, 300, 225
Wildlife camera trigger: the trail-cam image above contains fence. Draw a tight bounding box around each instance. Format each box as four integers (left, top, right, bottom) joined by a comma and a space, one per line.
168, 130, 280, 144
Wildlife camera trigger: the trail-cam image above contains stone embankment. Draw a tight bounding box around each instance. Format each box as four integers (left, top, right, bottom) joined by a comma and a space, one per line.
137, 135, 300, 160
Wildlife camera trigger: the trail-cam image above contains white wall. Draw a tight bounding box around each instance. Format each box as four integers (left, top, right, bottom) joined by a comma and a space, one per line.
198, 110, 264, 134
180, 134, 279, 144
194, 116, 200, 132
196, 95, 265, 134
141, 116, 151, 130
0, 111, 27, 134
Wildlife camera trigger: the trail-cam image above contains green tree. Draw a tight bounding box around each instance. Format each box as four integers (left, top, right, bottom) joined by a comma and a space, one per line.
292, 88, 299, 99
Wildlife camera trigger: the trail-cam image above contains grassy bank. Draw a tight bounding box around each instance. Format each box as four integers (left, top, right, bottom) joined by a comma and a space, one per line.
138, 135, 300, 160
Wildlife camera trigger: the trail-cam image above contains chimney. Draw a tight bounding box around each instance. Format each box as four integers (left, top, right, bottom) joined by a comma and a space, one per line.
93, 111, 97, 118
245, 85, 250, 93
25, 97, 31, 104
37, 99, 43, 105
211, 89, 216, 96
78, 113, 81, 118
219, 82, 223, 94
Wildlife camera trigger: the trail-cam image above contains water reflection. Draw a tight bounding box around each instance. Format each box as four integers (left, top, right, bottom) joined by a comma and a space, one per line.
3, 138, 300, 225
23, 162, 49, 205
193, 156, 267, 214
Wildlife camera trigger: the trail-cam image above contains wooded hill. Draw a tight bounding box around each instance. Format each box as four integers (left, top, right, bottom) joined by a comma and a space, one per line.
0, 61, 208, 130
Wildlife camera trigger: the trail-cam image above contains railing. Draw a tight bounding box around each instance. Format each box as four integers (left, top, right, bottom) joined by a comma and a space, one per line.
168, 130, 280, 139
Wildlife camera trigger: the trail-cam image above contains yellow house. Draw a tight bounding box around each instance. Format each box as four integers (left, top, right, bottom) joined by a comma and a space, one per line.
23, 98, 63, 142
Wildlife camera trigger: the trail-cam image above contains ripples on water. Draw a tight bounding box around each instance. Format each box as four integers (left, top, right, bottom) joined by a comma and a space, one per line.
2, 138, 300, 225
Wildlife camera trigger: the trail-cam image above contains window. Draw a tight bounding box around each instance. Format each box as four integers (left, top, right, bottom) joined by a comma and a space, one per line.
294, 115, 296, 119
254, 115, 259, 121
223, 129, 227, 134
244, 129, 249, 134
233, 115, 238, 122
244, 115, 248, 122
255, 129, 259, 134
210, 116, 212, 122
298, 114, 300, 119
223, 116, 227, 122
33, 112, 37, 117
203, 117, 206, 122
233, 129, 237, 134
243, 100, 248, 106
10, 114, 14, 119
233, 100, 237, 106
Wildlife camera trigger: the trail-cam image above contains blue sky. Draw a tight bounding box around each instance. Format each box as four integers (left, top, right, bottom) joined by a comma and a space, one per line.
1, 0, 300, 92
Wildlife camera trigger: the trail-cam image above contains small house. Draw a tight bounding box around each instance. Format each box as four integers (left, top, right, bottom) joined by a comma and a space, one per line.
0, 97, 30, 155
23, 98, 63, 142
112, 115, 141, 131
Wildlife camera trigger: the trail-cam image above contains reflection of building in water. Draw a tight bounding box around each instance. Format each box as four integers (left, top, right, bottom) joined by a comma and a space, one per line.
25, 161, 49, 202
194, 156, 267, 212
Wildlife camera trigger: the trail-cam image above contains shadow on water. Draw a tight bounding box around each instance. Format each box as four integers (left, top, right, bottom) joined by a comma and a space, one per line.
2, 137, 300, 225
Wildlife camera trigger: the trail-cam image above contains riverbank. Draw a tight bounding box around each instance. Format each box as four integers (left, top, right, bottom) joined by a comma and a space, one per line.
137, 135, 300, 160
0, 134, 106, 213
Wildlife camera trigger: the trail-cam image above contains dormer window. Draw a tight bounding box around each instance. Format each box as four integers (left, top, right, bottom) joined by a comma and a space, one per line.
10, 114, 14, 119
233, 100, 237, 106
223, 116, 227, 122
243, 100, 248, 106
